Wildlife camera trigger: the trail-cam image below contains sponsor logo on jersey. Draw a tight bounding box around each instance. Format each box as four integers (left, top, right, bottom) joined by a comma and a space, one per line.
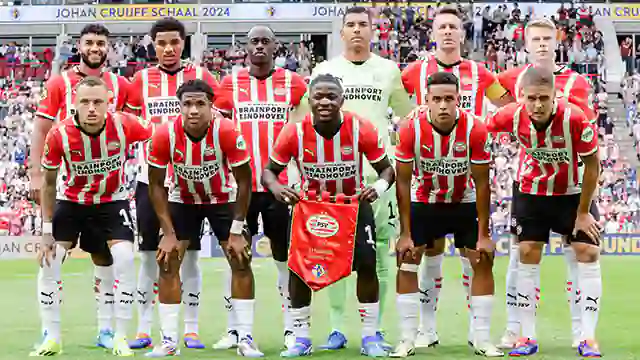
419, 157, 469, 175
303, 161, 357, 180
306, 214, 339, 238
343, 86, 383, 102
72, 154, 122, 176
526, 148, 570, 163
147, 96, 180, 117
460, 91, 473, 110
237, 103, 288, 121
174, 161, 221, 182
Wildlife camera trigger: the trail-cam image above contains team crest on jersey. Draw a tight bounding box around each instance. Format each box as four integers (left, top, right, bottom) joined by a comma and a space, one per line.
306, 214, 339, 238
581, 126, 595, 143
454, 142, 467, 153
107, 141, 120, 151
43, 144, 49, 156
40, 87, 48, 100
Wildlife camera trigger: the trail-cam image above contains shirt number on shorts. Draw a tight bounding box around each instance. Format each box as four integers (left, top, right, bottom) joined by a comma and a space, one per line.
364, 225, 375, 249
119, 208, 134, 231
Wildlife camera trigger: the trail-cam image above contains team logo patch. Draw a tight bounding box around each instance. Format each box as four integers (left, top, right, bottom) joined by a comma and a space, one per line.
274, 87, 287, 96
40, 87, 48, 100
581, 126, 595, 143
312, 264, 326, 278
454, 142, 467, 153
107, 141, 120, 151
484, 138, 492, 153
236, 135, 247, 150
306, 214, 339, 238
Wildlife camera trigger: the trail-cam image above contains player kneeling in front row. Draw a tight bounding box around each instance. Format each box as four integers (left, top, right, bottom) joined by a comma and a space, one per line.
262, 74, 395, 358
391, 72, 503, 358
34, 76, 152, 357
487, 66, 602, 358
145, 79, 262, 358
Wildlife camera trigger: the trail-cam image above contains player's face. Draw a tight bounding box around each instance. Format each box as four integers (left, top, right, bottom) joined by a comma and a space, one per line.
79, 33, 108, 69
246, 28, 277, 66
309, 82, 344, 123
75, 84, 109, 133
426, 84, 459, 125
522, 85, 555, 123
433, 14, 464, 51
155, 31, 184, 69
341, 13, 373, 52
180, 92, 213, 132
526, 26, 557, 64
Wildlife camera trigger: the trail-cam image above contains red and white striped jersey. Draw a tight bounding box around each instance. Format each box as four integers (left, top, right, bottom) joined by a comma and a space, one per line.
126, 65, 220, 185
147, 115, 251, 205
214, 67, 308, 192
396, 109, 492, 203
401, 57, 505, 117
486, 100, 599, 196
271, 112, 387, 197
41, 112, 151, 205
36, 66, 130, 121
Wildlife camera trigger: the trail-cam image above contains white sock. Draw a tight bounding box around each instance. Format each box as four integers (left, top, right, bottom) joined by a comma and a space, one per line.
274, 260, 293, 333
181, 250, 201, 335
136, 251, 157, 335
396, 293, 420, 342
472, 295, 494, 345
419, 254, 443, 334
158, 303, 180, 343
358, 302, 380, 338
517, 263, 540, 339
564, 246, 581, 340
578, 261, 602, 340
460, 256, 473, 341
290, 307, 311, 339
505, 239, 520, 334
233, 299, 255, 339
111, 242, 135, 336
223, 266, 236, 332
94, 265, 114, 332
38, 244, 65, 342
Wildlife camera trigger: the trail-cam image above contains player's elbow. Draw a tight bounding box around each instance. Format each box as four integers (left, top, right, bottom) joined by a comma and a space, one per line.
33, 117, 53, 142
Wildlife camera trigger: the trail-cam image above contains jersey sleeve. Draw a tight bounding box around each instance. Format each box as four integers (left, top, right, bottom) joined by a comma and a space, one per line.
125, 72, 143, 112
218, 118, 251, 167
570, 108, 599, 157
270, 122, 298, 166
116, 75, 131, 111
400, 60, 422, 96
388, 63, 414, 118
290, 72, 308, 108
469, 120, 492, 164
121, 112, 152, 144
496, 68, 519, 98
359, 117, 388, 164
213, 75, 234, 113
395, 117, 416, 163
35, 77, 63, 121
479, 65, 509, 101
202, 68, 221, 96
41, 128, 63, 170
147, 124, 170, 169
486, 104, 518, 134
569, 75, 597, 123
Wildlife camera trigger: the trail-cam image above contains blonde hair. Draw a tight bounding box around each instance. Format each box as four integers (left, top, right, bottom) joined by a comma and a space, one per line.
525, 18, 557, 34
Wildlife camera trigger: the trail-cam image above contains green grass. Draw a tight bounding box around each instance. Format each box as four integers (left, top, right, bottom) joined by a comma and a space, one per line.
0, 256, 638, 359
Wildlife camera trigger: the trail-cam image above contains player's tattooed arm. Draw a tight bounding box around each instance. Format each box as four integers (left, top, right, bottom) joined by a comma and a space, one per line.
230, 161, 252, 222
471, 163, 492, 244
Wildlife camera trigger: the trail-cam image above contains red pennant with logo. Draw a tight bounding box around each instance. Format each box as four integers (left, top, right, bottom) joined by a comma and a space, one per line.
288, 191, 359, 292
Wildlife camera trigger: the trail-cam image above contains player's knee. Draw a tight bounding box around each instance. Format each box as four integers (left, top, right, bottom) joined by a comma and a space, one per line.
91, 251, 114, 266
518, 241, 544, 264
229, 256, 252, 274
110, 241, 134, 264
572, 242, 600, 263
425, 238, 445, 256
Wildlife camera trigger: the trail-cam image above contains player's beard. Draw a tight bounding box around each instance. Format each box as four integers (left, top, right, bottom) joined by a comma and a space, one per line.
81, 53, 107, 69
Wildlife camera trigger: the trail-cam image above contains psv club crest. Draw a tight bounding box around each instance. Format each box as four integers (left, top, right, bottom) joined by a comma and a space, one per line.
305, 214, 339, 238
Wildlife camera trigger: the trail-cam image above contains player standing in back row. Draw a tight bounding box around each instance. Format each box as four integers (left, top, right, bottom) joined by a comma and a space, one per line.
487, 67, 602, 358
214, 25, 307, 351
125, 18, 220, 350
29, 23, 132, 351
400, 6, 512, 348
33, 77, 151, 357
496, 18, 598, 350
303, 7, 415, 349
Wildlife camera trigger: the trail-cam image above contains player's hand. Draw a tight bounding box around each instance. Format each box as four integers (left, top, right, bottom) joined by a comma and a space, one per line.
359, 186, 380, 203
227, 233, 251, 262
29, 170, 43, 205
37, 233, 56, 268
476, 234, 495, 254
395, 234, 416, 259
573, 212, 602, 244
156, 232, 180, 271
270, 183, 300, 205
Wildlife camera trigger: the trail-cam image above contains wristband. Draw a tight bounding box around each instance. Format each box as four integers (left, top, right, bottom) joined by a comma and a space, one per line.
42, 222, 53, 235
372, 179, 390, 196
230, 220, 245, 235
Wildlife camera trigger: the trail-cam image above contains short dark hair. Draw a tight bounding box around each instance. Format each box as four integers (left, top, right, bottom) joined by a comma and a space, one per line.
435, 5, 462, 19
80, 24, 110, 38
427, 72, 459, 92
309, 74, 343, 93
343, 6, 371, 24
176, 79, 215, 102
150, 17, 186, 41
76, 76, 107, 90
521, 66, 554, 88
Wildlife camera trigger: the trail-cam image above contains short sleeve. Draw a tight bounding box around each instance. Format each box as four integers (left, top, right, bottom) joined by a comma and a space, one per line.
35, 77, 62, 121
41, 128, 63, 170
469, 121, 492, 164
125, 72, 143, 112
121, 112, 152, 145
496, 68, 517, 97
290, 72, 308, 107
116, 75, 131, 111
270, 122, 298, 166
202, 68, 220, 95
571, 111, 599, 157
395, 116, 416, 163
480, 65, 508, 101
400, 61, 421, 96
569, 75, 597, 122
218, 118, 251, 167
213, 75, 234, 113
486, 104, 517, 134
147, 124, 170, 169
359, 117, 387, 164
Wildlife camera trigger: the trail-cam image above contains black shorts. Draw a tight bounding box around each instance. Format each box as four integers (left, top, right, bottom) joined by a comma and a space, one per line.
247, 192, 291, 262
53, 200, 134, 254
514, 191, 599, 245
136, 182, 201, 251
170, 202, 239, 248
410, 202, 478, 249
